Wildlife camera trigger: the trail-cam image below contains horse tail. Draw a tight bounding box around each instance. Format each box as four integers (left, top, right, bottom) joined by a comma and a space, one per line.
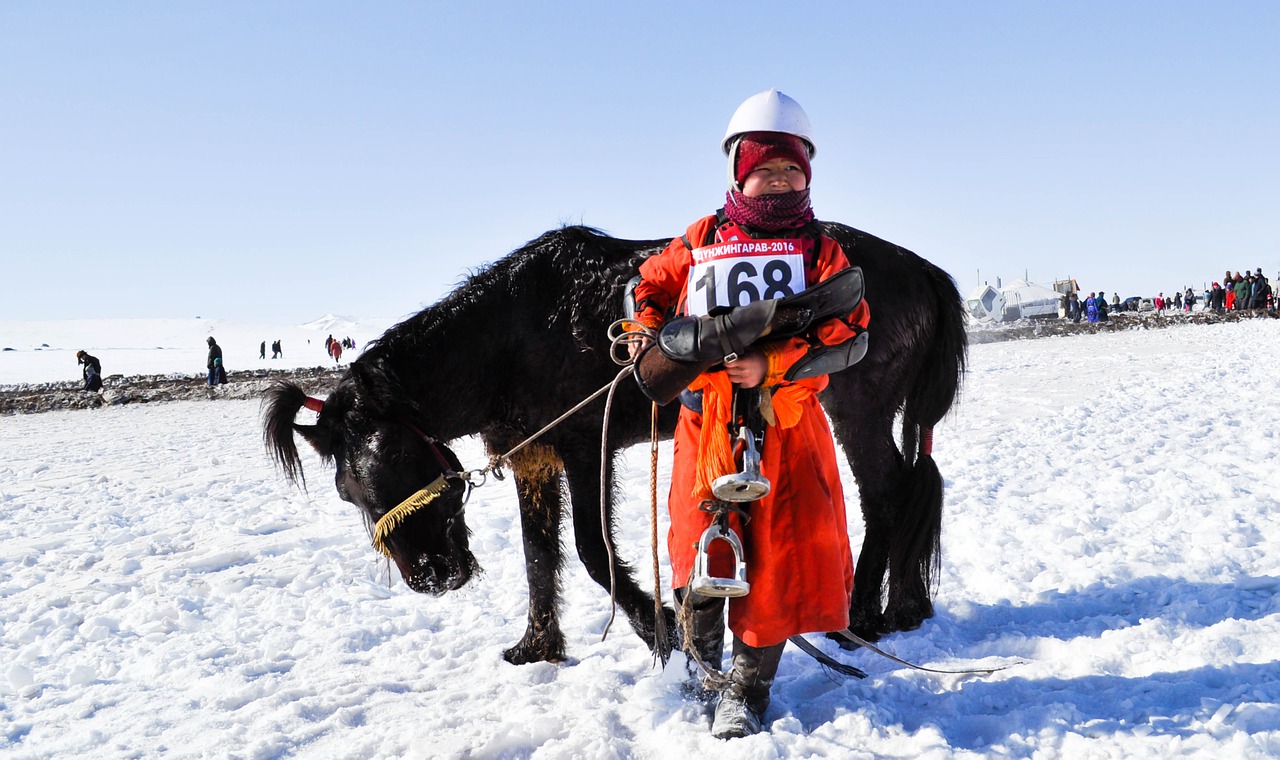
895, 263, 967, 603
262, 379, 312, 487
904, 264, 967, 445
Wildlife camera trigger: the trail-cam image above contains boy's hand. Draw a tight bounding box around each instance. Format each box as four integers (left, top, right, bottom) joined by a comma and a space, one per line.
627, 336, 651, 361
724, 350, 767, 388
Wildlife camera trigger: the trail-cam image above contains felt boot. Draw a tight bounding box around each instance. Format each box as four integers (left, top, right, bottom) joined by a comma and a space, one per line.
674, 587, 726, 701
711, 638, 785, 739
675, 587, 727, 670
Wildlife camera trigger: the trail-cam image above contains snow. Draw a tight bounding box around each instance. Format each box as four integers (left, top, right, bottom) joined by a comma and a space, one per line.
3, 316, 1280, 759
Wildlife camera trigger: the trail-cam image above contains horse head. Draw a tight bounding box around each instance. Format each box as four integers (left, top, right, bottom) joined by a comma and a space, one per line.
262, 368, 480, 595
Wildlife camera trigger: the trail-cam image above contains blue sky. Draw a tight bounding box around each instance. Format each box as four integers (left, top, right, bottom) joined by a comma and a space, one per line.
3, 2, 1277, 322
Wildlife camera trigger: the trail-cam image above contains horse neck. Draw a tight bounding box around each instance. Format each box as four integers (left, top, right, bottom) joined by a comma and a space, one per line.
370, 307, 503, 442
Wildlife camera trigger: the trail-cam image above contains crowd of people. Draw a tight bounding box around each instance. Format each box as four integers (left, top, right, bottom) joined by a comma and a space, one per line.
1064, 290, 1113, 323
1150, 269, 1273, 315
1206, 268, 1273, 312
325, 334, 353, 364
1060, 268, 1273, 323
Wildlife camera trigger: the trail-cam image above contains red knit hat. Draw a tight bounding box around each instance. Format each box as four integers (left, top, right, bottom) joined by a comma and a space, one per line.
733, 131, 812, 187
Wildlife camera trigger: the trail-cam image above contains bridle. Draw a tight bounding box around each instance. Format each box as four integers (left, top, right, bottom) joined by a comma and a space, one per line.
304, 395, 471, 558
300, 363, 631, 563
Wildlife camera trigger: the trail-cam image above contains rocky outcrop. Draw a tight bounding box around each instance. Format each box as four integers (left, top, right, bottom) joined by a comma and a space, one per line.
0, 366, 344, 416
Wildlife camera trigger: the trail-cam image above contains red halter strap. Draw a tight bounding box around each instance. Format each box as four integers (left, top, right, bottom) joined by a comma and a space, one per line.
404, 422, 458, 478
919, 427, 934, 457
303, 396, 325, 413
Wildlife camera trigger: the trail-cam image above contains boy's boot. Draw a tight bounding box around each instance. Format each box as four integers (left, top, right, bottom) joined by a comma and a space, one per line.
674, 587, 726, 700
711, 637, 785, 739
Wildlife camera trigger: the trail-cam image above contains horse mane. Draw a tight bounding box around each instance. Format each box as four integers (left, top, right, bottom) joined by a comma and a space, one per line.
546, 226, 666, 348
360, 225, 663, 371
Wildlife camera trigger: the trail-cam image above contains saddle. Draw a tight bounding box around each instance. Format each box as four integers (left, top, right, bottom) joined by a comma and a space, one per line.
633, 266, 864, 405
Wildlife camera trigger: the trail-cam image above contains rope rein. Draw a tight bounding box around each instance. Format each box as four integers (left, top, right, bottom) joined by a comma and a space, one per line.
648, 401, 669, 667
597, 364, 637, 642
599, 319, 662, 643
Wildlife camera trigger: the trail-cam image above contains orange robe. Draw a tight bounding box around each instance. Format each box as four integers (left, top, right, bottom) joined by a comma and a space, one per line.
634, 215, 869, 647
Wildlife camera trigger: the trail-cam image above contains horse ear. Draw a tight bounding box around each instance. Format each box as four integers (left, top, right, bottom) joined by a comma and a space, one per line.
350, 360, 405, 415
294, 423, 334, 459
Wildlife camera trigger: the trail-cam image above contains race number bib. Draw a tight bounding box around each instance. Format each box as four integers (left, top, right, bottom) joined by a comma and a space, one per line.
686, 239, 807, 316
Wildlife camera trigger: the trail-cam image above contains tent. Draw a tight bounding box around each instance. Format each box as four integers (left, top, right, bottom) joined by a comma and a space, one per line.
967, 280, 1064, 322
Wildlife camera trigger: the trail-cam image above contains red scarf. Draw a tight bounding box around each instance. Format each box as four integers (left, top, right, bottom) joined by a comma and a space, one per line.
724, 188, 814, 231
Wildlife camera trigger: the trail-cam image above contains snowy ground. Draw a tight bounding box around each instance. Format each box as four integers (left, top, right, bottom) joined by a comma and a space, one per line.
3, 317, 1280, 759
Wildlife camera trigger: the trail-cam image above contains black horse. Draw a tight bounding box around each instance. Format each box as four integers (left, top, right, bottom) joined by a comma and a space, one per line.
263, 222, 966, 664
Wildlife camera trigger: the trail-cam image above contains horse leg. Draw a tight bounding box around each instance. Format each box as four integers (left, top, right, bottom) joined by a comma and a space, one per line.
829, 409, 906, 642
560, 445, 676, 657
501, 445, 568, 664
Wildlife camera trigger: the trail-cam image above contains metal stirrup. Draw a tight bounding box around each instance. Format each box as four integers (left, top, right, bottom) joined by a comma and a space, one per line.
690, 520, 750, 598
712, 426, 771, 502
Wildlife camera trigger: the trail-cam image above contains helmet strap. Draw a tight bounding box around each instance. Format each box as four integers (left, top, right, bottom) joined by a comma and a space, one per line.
726, 137, 743, 192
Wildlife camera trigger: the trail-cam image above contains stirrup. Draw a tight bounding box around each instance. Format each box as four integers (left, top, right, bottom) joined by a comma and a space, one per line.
712, 426, 770, 502
690, 521, 750, 598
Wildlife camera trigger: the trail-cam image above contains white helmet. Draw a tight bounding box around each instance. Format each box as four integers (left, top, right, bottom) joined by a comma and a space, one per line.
723, 89, 815, 191
722, 88, 815, 158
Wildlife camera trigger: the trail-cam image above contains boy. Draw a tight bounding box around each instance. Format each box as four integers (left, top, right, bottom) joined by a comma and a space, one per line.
631, 89, 869, 738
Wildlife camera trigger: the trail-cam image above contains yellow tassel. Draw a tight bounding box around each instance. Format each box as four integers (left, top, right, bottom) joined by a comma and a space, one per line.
371, 475, 450, 557
689, 372, 735, 502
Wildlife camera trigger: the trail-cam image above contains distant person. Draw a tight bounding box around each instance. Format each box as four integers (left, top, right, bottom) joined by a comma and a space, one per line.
260, 340, 267, 360
76, 350, 103, 392
1211, 282, 1225, 313
1066, 292, 1081, 323
1154, 292, 1165, 316
1251, 271, 1267, 310
325, 334, 334, 356
206, 336, 227, 386
1097, 291, 1109, 322
1085, 292, 1099, 323
329, 338, 343, 364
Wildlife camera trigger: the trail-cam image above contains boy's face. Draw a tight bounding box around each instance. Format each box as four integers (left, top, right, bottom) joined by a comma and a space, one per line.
740, 157, 808, 197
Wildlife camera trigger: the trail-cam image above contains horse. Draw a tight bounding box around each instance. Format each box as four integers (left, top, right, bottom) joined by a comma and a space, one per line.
263, 222, 966, 665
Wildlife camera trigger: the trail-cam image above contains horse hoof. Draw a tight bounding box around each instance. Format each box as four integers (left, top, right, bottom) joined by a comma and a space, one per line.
883, 599, 933, 633
846, 608, 891, 640
890, 615, 924, 633
502, 635, 566, 665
